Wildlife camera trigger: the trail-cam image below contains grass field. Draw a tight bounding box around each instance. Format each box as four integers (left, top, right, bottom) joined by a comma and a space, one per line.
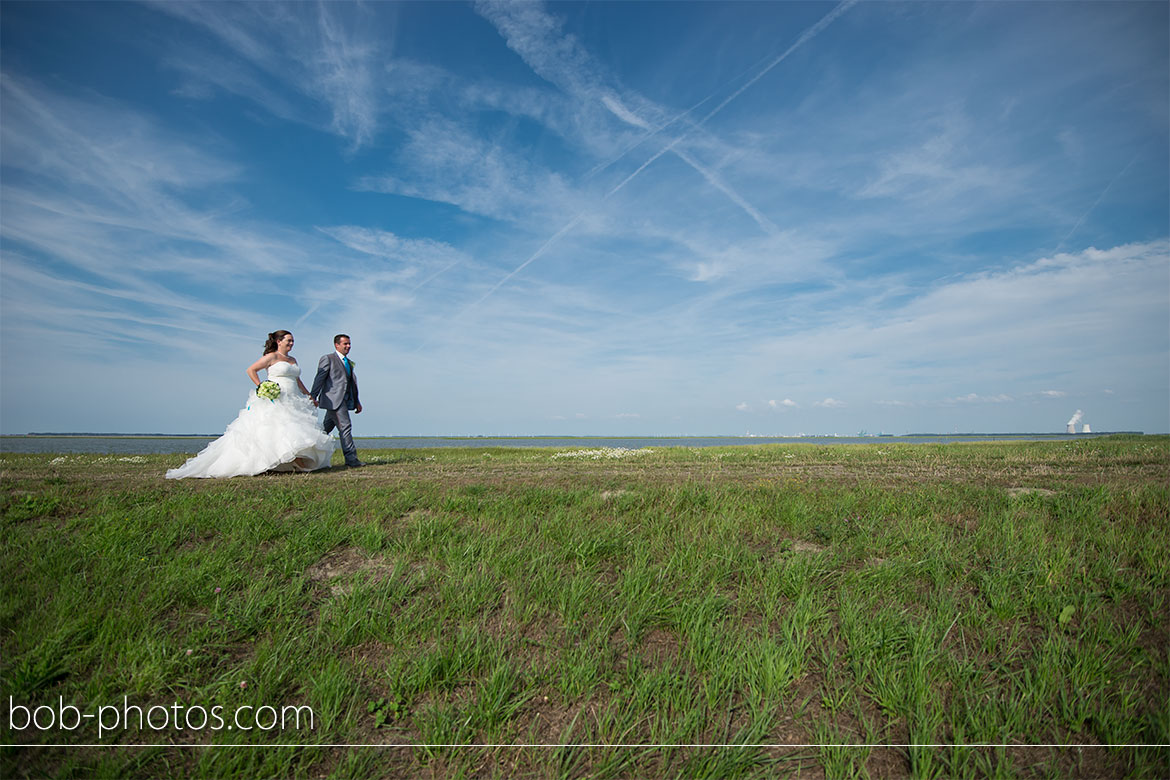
2, 436, 1167, 778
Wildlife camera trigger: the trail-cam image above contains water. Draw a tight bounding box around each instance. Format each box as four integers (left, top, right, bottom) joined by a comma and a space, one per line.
0, 433, 1128, 455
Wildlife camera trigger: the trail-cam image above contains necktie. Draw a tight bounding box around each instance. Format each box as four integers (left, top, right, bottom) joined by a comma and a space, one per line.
343, 356, 351, 376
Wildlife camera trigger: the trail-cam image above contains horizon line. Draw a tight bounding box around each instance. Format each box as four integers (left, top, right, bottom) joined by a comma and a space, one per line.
3, 431, 1150, 439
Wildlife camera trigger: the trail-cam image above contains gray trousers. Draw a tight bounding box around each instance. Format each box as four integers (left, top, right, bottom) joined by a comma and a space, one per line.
323, 406, 359, 465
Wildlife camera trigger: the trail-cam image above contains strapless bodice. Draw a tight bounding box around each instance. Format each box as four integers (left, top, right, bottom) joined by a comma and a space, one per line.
267, 361, 300, 380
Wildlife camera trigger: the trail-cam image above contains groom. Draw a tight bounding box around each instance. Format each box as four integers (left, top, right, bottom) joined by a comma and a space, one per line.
311, 334, 364, 468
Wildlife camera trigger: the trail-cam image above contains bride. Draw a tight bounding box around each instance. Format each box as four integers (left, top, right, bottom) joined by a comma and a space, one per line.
166, 331, 336, 479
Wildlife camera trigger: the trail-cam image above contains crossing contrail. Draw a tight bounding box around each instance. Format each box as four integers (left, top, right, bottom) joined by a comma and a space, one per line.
464, 0, 858, 315
585, 0, 860, 184
672, 147, 781, 236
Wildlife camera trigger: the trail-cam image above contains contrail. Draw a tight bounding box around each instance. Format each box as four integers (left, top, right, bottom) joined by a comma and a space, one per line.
698, 0, 860, 126
585, 0, 859, 184
294, 302, 321, 328
410, 258, 461, 292
673, 147, 781, 236
470, 214, 584, 308
409, 215, 584, 352
465, 0, 858, 315
1056, 153, 1138, 252
607, 135, 682, 197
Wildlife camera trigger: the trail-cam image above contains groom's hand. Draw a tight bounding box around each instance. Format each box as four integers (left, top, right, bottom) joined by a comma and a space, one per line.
355, 403, 362, 413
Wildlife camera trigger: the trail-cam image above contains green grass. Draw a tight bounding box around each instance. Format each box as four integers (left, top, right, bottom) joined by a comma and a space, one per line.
1, 436, 1167, 778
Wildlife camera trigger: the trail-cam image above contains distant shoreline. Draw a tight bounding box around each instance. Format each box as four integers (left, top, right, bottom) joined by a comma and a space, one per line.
4, 432, 1149, 439
0, 432, 1157, 456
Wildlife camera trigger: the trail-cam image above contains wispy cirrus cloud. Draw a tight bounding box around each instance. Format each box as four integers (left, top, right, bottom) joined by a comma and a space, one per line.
857, 109, 1008, 202
0, 75, 292, 287
746, 241, 1169, 412
2, 1, 1165, 436
465, 0, 859, 290
473, 0, 667, 133
154, 1, 385, 147
945, 393, 1015, 404
354, 120, 585, 225
0, 76, 388, 364
316, 225, 467, 268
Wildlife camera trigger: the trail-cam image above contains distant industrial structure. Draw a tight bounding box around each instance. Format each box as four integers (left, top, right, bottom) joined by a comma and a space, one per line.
1066, 410, 1090, 434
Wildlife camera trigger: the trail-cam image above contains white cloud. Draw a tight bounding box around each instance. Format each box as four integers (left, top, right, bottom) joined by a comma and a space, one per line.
3, 2, 1166, 436
473, 0, 669, 132
858, 109, 1008, 202
946, 393, 1015, 404
355, 119, 583, 224
471, 0, 845, 249
152, 1, 384, 147
316, 226, 469, 280
164, 46, 307, 127
0, 77, 314, 288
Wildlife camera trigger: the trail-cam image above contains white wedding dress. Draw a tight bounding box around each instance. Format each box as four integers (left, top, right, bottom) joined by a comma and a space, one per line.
166, 361, 336, 479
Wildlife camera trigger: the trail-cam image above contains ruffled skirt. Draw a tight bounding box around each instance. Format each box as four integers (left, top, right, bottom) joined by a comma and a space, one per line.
166, 386, 335, 479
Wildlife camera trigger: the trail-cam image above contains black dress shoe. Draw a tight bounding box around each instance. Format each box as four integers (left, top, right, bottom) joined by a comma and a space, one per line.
345, 460, 366, 468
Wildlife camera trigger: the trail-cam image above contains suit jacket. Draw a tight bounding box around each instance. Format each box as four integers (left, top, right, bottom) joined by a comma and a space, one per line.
311, 353, 359, 411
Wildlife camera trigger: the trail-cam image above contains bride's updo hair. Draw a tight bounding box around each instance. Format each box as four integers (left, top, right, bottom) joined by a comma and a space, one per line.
263, 330, 292, 355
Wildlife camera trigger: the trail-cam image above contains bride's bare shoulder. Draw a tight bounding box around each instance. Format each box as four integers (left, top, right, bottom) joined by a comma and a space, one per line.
249, 352, 277, 370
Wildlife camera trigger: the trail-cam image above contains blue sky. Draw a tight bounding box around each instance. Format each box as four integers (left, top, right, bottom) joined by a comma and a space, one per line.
1, 1, 1167, 436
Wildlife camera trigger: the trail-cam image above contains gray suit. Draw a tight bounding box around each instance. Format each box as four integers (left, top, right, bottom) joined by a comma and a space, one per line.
310, 353, 361, 466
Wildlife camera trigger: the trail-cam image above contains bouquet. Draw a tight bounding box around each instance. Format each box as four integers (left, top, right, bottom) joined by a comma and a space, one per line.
256, 380, 281, 401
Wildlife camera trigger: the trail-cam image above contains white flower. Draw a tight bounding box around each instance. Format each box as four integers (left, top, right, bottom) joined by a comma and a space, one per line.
552, 447, 654, 460
256, 380, 281, 401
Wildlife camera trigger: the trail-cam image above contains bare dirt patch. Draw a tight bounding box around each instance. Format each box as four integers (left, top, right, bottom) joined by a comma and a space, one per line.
307, 546, 396, 595
641, 628, 683, 664
1007, 487, 1057, 497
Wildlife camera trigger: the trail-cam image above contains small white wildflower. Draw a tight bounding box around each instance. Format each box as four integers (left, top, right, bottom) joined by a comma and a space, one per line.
552, 447, 653, 460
